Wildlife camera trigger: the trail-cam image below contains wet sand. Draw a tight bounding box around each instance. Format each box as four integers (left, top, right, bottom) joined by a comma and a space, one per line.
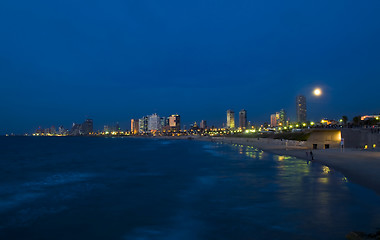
200, 136, 380, 195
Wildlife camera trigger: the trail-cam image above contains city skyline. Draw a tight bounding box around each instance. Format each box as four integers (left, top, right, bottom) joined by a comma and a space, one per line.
1, 0, 380, 134
4, 90, 380, 135
14, 89, 379, 134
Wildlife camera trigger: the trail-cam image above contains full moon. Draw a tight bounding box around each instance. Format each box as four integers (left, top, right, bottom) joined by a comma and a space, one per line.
313, 88, 322, 96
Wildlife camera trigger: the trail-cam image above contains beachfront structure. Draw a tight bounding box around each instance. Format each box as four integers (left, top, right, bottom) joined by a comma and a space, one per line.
361, 115, 380, 121
239, 109, 247, 129
296, 95, 307, 123
226, 109, 235, 129
131, 119, 139, 134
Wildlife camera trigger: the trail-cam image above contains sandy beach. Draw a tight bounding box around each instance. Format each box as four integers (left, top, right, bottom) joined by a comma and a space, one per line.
199, 136, 380, 195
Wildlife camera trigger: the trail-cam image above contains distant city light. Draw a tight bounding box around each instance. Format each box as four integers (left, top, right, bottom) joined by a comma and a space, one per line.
313, 88, 322, 96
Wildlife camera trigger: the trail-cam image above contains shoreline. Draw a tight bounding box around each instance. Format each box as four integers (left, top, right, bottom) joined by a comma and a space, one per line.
197, 136, 380, 196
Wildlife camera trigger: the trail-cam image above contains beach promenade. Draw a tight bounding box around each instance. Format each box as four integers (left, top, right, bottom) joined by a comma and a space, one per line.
201, 136, 380, 195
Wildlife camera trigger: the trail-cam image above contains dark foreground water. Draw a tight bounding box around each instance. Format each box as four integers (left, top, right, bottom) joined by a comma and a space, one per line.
0, 137, 380, 240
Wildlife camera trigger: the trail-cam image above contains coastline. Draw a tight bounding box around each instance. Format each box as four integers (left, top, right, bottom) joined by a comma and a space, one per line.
196, 136, 380, 196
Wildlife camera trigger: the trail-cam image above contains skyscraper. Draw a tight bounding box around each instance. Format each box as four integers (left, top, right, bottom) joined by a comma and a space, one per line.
160, 117, 167, 129
239, 109, 247, 129
270, 113, 279, 127
81, 119, 93, 135
226, 110, 235, 129
70, 123, 82, 136
115, 122, 120, 132
296, 95, 307, 123
131, 119, 139, 134
168, 114, 180, 131
200, 120, 207, 130
148, 113, 161, 131
58, 125, 66, 135
279, 109, 286, 126
139, 116, 149, 133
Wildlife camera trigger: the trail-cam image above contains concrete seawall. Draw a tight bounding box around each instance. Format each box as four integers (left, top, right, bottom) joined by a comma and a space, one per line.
342, 128, 380, 149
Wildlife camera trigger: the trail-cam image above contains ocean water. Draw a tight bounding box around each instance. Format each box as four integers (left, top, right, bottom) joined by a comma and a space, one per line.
0, 137, 379, 240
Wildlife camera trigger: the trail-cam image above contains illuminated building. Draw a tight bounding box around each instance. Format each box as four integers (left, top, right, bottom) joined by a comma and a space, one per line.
35, 127, 43, 135
58, 125, 65, 135
296, 95, 307, 123
115, 122, 120, 132
131, 119, 139, 134
279, 109, 286, 126
200, 120, 207, 130
226, 109, 235, 129
190, 122, 198, 131
321, 119, 339, 126
270, 114, 278, 127
50, 126, 56, 135
239, 109, 247, 129
139, 116, 149, 133
168, 114, 180, 131
70, 123, 82, 136
148, 113, 161, 131
81, 119, 93, 135
361, 115, 380, 121
160, 117, 167, 129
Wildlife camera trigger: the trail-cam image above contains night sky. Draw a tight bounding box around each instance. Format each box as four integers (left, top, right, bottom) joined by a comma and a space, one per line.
1, 0, 380, 134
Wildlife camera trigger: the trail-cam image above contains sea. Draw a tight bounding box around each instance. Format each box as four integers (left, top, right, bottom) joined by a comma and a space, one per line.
0, 136, 379, 240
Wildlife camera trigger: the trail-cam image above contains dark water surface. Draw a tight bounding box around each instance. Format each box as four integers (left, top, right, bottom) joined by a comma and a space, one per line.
0, 137, 379, 240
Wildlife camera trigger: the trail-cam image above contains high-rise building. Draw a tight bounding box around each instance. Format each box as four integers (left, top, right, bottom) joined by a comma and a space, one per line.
239, 109, 247, 129
58, 125, 65, 135
270, 114, 278, 127
139, 116, 149, 133
70, 123, 82, 136
115, 122, 120, 132
81, 119, 93, 135
160, 117, 167, 129
168, 114, 181, 131
148, 113, 161, 131
296, 95, 307, 123
226, 110, 235, 129
200, 120, 207, 130
131, 119, 139, 135
279, 109, 286, 126
50, 126, 56, 135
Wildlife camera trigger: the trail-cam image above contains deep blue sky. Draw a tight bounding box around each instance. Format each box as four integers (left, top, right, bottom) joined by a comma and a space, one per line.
1, 0, 380, 133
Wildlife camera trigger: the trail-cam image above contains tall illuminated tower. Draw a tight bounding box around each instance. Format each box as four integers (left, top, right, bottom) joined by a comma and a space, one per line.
168, 114, 181, 131
226, 110, 235, 129
131, 119, 139, 134
296, 95, 307, 123
239, 109, 247, 129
